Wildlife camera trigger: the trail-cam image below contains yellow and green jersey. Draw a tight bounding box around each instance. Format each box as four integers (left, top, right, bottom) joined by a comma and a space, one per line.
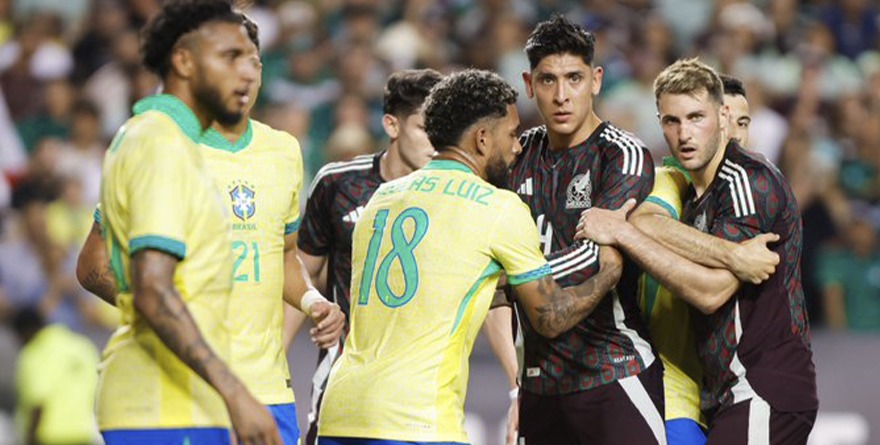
96, 94, 233, 430
319, 160, 551, 443
200, 119, 303, 405
640, 160, 703, 424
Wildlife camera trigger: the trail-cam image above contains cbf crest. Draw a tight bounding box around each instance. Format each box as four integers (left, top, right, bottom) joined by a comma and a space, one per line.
229, 181, 256, 221
565, 172, 592, 209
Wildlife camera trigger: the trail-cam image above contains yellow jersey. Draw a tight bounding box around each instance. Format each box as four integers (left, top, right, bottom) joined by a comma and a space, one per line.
200, 119, 303, 405
640, 161, 703, 424
319, 160, 551, 443
96, 94, 234, 430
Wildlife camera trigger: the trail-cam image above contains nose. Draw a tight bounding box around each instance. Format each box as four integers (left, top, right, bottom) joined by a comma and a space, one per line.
553, 82, 568, 105
239, 57, 259, 83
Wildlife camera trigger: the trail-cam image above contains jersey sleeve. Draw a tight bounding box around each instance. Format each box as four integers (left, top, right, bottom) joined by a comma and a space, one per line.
644, 166, 689, 220
708, 165, 780, 242
297, 172, 333, 255
490, 195, 551, 285
284, 135, 304, 235
124, 133, 193, 259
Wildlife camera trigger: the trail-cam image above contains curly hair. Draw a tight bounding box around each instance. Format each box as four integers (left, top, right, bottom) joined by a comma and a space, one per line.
524, 14, 596, 70
383, 69, 443, 118
424, 69, 517, 151
141, 0, 242, 78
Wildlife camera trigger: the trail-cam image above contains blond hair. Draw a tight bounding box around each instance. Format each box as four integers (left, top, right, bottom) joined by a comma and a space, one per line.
653, 58, 724, 105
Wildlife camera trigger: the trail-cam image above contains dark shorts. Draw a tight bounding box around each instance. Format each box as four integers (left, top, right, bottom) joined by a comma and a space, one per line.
706, 397, 816, 445
306, 343, 342, 445
518, 361, 666, 445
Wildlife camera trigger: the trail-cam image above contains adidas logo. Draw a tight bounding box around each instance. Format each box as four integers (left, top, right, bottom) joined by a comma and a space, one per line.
517, 178, 534, 196
342, 206, 366, 224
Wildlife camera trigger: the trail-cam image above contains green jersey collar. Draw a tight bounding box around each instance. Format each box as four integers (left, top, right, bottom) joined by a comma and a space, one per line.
201, 120, 253, 153
132, 94, 203, 143
422, 159, 475, 174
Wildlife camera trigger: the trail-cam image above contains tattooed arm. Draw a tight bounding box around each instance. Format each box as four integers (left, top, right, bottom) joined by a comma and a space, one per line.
131, 250, 280, 445
514, 245, 622, 338
76, 221, 118, 305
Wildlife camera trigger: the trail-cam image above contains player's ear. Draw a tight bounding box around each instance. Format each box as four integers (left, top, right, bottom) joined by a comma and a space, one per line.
170, 45, 195, 79
522, 71, 535, 98
591, 66, 604, 96
382, 114, 399, 139
474, 126, 489, 156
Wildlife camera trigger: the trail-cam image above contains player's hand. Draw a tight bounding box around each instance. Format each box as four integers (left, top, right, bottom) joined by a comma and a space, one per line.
730, 233, 780, 284
309, 301, 345, 349
225, 385, 282, 445
575, 199, 637, 245
506, 395, 519, 445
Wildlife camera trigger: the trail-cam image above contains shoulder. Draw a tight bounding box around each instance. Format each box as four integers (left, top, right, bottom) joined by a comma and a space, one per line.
598, 123, 649, 153
518, 126, 547, 151
596, 123, 653, 175
308, 153, 377, 195
251, 119, 300, 151
721, 147, 789, 197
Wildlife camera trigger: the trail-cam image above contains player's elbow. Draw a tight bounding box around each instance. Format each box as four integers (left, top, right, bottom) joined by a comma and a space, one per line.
75, 252, 97, 293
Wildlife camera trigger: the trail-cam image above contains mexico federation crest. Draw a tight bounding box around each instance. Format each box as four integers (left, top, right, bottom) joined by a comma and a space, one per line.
230, 184, 256, 221
565, 172, 592, 209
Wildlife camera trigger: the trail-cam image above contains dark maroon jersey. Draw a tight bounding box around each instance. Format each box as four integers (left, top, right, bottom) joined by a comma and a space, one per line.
510, 122, 656, 395
298, 152, 384, 320
680, 141, 817, 418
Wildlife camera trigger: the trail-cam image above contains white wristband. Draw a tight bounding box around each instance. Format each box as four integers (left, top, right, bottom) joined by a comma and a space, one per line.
509, 388, 519, 401
300, 289, 327, 317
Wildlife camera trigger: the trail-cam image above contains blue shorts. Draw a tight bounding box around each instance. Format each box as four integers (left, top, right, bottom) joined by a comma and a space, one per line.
318, 439, 466, 445
102, 427, 230, 444
666, 418, 707, 445
270, 403, 302, 445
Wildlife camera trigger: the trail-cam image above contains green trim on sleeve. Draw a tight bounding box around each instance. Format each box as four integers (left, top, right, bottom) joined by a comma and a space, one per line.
284, 218, 301, 235
508, 263, 551, 285
450, 260, 503, 335
200, 120, 253, 153
644, 196, 680, 220
93, 207, 102, 224
132, 94, 204, 143
130, 235, 187, 260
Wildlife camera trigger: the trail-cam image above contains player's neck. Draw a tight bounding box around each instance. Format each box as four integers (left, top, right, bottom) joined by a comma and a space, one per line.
213, 119, 248, 144
434, 149, 481, 177
547, 112, 602, 150
380, 143, 414, 181
164, 81, 212, 130
692, 140, 727, 197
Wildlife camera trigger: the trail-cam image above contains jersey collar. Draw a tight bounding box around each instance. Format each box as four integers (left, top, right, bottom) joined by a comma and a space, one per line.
132, 94, 203, 143
201, 120, 254, 153
422, 159, 475, 174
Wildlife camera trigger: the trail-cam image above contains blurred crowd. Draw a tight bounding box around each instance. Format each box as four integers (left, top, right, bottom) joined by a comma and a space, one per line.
0, 0, 878, 440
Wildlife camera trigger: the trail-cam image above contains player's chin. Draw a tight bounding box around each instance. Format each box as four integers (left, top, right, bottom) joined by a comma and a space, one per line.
216, 107, 245, 126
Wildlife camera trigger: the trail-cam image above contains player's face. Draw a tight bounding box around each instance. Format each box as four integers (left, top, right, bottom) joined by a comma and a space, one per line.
724, 93, 750, 147
190, 21, 259, 126
658, 89, 728, 176
523, 53, 602, 146
485, 104, 522, 188
394, 109, 435, 170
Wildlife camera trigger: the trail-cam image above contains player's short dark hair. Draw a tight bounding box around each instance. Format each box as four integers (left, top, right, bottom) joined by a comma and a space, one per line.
383, 69, 443, 118
525, 14, 596, 70
12, 306, 44, 336
141, 0, 243, 78
720, 74, 747, 99
242, 13, 259, 50
424, 69, 518, 151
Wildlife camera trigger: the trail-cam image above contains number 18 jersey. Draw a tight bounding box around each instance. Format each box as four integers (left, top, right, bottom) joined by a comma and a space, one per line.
318, 160, 550, 443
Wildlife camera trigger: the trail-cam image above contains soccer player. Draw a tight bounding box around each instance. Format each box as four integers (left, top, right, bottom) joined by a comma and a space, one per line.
90, 0, 280, 443
317, 69, 623, 445
636, 74, 772, 445
77, 12, 344, 445
578, 58, 817, 444
509, 15, 662, 445
296, 69, 522, 444
720, 74, 751, 147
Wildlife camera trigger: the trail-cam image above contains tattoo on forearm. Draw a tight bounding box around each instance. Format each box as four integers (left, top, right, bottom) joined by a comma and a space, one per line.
533, 266, 616, 336
84, 267, 118, 305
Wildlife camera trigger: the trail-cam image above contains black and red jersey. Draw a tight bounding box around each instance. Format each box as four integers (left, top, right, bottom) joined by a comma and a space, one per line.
510, 122, 656, 395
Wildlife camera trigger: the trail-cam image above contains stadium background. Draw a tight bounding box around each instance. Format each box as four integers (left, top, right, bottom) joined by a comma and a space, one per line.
0, 0, 878, 443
